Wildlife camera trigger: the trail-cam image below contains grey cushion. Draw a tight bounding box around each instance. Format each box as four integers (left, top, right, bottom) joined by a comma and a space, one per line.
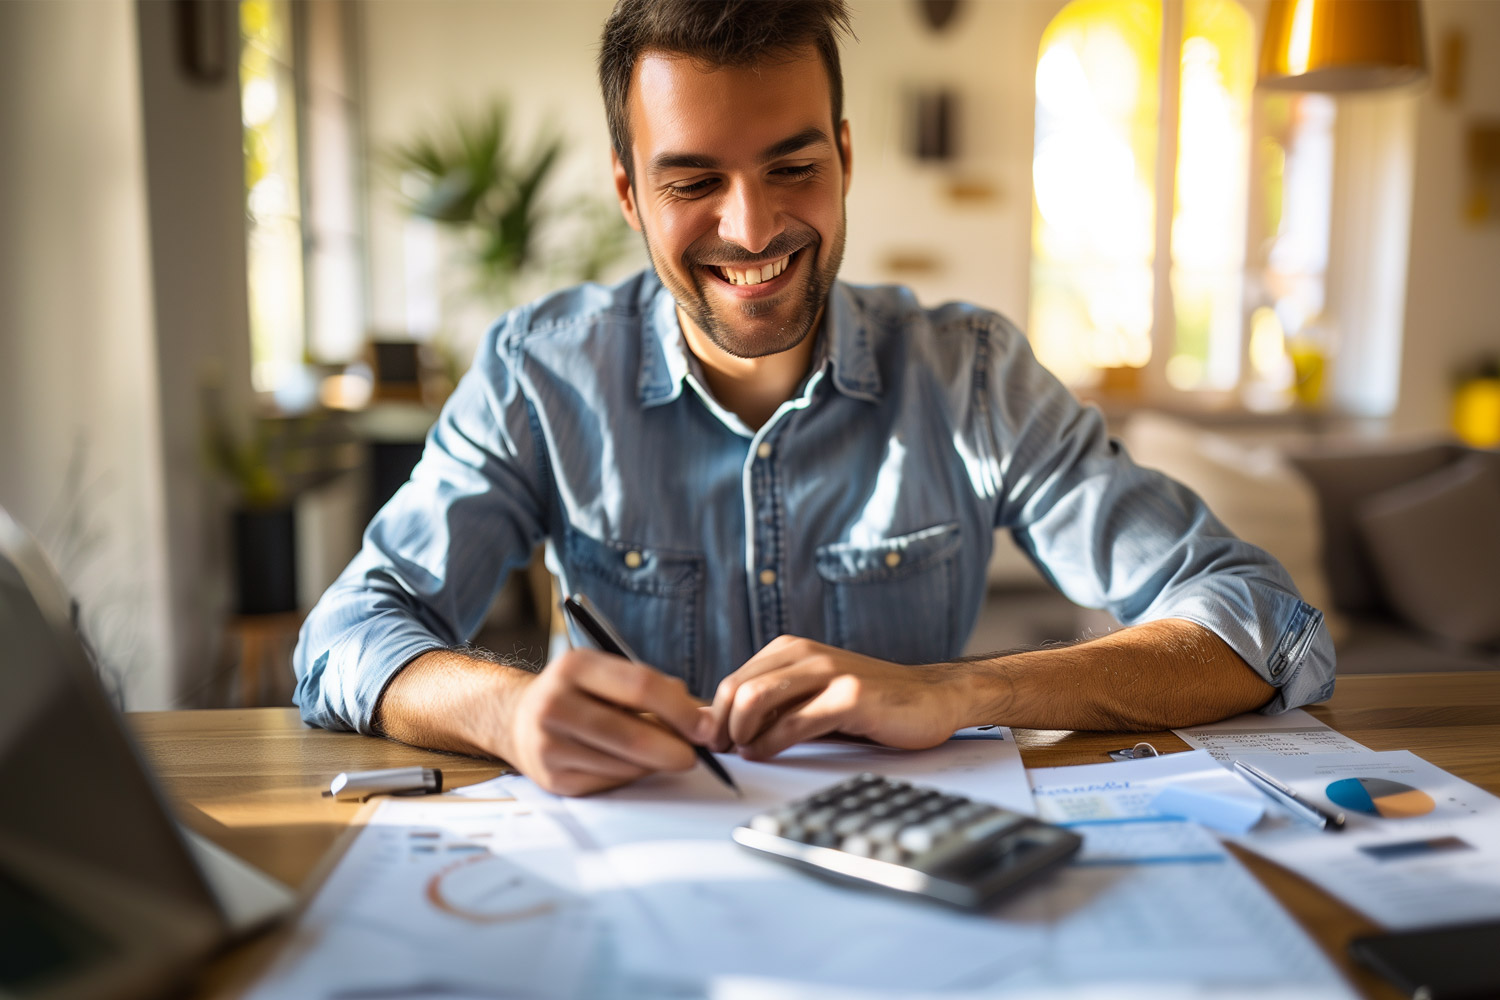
1288, 444, 1459, 614
1356, 456, 1500, 648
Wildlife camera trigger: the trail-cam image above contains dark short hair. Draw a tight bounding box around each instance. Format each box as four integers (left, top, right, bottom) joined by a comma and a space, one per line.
599, 0, 854, 182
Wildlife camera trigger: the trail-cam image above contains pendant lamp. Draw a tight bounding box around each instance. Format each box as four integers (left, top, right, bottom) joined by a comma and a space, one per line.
1259, 0, 1427, 92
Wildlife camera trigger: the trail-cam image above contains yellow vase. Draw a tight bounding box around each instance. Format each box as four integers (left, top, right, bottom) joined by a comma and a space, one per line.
1452, 378, 1500, 447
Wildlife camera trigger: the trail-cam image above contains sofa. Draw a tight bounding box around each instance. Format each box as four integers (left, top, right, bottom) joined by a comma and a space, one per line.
1121, 414, 1500, 675
969, 413, 1500, 674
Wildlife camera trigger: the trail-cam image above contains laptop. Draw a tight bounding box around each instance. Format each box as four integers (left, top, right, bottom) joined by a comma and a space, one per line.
0, 507, 295, 1000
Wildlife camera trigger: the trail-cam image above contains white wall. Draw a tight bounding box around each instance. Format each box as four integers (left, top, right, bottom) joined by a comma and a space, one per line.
0, 0, 175, 708
1396, 0, 1500, 435
361, 0, 634, 350
136, 0, 258, 705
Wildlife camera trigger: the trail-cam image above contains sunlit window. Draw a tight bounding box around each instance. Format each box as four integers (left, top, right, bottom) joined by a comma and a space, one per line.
1030, 0, 1333, 404
1168, 0, 1253, 392
241, 0, 305, 395
1245, 92, 1336, 408
1031, 0, 1160, 386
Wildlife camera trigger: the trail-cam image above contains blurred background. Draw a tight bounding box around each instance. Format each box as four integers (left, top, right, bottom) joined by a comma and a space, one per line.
1, 0, 1496, 714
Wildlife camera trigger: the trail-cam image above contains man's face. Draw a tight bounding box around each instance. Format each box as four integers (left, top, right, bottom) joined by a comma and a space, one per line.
613, 48, 852, 360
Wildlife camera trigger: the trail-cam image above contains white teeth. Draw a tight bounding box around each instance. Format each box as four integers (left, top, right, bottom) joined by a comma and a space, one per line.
717, 254, 791, 286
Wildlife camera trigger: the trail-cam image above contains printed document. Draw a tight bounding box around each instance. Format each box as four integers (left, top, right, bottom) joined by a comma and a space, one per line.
1027, 749, 1264, 830
464, 735, 1352, 997
1174, 708, 1369, 762
1232, 750, 1500, 929
244, 797, 600, 1000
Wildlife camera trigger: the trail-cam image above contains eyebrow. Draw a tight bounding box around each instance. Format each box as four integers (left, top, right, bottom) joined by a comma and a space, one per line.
646, 125, 833, 176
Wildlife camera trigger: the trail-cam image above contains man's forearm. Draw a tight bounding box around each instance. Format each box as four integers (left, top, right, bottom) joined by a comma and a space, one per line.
373, 650, 532, 759
953, 618, 1276, 732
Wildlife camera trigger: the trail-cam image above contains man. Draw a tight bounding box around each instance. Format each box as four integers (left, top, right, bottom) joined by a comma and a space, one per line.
294, 0, 1333, 796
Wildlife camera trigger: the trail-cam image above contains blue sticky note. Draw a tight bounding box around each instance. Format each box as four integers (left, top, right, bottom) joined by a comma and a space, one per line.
1151, 784, 1265, 834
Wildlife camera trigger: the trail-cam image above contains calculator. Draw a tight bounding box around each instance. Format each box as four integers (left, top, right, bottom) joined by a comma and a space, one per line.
732, 773, 1081, 910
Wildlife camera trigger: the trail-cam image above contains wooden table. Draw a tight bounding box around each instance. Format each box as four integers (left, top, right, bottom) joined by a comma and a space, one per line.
130, 671, 1500, 999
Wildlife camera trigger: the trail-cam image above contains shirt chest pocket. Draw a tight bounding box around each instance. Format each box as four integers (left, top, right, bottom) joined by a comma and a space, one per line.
559, 526, 705, 693
814, 522, 963, 665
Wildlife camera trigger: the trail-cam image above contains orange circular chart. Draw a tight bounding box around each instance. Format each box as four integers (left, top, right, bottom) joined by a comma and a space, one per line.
1325, 777, 1435, 818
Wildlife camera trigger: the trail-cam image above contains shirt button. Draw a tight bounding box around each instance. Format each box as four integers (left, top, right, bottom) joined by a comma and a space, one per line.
759, 568, 777, 586
884, 551, 902, 568
756, 442, 773, 460
624, 550, 643, 569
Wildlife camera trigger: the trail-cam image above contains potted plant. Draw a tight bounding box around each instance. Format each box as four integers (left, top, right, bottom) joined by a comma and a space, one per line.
204, 385, 302, 616
387, 103, 635, 388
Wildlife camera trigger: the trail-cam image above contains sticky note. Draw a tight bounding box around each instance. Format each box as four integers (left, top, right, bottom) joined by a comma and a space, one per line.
1151, 784, 1265, 834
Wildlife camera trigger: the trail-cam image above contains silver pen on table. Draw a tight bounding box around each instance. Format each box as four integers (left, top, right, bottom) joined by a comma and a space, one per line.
1233, 760, 1346, 832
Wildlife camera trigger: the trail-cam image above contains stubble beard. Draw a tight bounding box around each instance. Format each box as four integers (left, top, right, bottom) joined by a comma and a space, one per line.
641, 209, 846, 360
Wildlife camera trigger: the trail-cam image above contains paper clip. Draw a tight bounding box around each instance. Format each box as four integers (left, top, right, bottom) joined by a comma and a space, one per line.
1107, 742, 1159, 762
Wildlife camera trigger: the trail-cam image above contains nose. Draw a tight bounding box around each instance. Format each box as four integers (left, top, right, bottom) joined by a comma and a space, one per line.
717, 179, 778, 256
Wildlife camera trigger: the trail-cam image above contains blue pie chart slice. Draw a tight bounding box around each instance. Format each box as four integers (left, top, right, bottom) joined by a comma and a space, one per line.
1325, 777, 1435, 818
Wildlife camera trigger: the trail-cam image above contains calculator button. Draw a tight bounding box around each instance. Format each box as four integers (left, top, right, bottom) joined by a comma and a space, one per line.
801, 808, 836, 833
840, 834, 874, 856
832, 813, 870, 837
897, 825, 939, 854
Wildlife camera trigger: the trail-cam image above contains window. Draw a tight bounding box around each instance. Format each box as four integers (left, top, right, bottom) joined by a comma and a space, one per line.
241, 0, 305, 395
240, 0, 366, 402
1029, 0, 1337, 408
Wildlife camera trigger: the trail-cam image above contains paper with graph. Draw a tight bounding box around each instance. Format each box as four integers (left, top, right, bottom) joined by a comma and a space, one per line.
1233, 750, 1500, 929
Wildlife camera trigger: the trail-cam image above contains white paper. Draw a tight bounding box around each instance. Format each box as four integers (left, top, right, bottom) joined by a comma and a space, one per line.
244, 798, 601, 1000
274, 739, 1355, 999
1232, 750, 1500, 929
687, 852, 1352, 998
1070, 819, 1231, 864
529, 726, 1034, 850
478, 735, 1349, 998
1174, 708, 1369, 762
1027, 749, 1264, 826
506, 727, 1041, 993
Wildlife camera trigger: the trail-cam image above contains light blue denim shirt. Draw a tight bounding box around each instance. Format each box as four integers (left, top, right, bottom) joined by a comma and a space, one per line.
293, 270, 1334, 733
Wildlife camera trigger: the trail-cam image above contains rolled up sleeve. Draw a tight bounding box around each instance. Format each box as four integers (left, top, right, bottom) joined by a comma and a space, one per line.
980, 318, 1335, 713
293, 314, 550, 732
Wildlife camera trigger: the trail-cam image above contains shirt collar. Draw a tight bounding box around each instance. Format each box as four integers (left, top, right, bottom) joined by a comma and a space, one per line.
637, 276, 883, 410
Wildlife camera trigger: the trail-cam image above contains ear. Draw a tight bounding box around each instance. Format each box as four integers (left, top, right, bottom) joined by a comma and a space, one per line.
837, 119, 853, 196
611, 149, 643, 233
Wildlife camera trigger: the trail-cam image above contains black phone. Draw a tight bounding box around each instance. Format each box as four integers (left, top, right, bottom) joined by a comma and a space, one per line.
1348, 919, 1500, 1000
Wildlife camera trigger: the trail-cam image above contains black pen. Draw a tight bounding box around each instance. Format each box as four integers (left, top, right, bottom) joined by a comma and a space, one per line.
562, 592, 740, 796
1233, 760, 1346, 831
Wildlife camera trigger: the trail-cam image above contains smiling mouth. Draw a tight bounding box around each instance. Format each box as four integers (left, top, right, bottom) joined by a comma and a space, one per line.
703, 248, 802, 287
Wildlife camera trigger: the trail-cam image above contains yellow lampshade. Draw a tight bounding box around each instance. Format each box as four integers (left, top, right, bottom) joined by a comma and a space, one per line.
1259, 0, 1427, 92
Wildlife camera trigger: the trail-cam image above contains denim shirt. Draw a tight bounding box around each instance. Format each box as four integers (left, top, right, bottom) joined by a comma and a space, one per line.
293, 270, 1335, 733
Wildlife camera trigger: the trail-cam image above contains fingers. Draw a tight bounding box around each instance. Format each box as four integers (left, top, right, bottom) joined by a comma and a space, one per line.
738, 675, 863, 760
556, 649, 707, 744
709, 634, 821, 749
538, 738, 652, 783
549, 689, 698, 773
725, 669, 829, 747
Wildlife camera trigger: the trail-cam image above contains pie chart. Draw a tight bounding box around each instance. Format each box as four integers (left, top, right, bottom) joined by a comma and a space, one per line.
1325, 777, 1435, 818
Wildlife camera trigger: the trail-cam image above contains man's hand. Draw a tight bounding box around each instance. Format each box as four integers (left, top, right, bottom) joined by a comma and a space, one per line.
375, 647, 710, 797
499, 649, 708, 796
703, 621, 1278, 761
706, 635, 963, 760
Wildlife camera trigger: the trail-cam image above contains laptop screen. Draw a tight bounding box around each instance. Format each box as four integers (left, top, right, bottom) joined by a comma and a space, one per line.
0, 513, 224, 997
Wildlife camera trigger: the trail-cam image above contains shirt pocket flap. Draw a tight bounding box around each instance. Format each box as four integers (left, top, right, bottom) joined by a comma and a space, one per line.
815, 522, 963, 584
562, 526, 703, 596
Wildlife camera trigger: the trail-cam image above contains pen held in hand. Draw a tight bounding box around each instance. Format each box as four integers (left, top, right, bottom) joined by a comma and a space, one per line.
563, 592, 741, 796
1234, 760, 1345, 832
